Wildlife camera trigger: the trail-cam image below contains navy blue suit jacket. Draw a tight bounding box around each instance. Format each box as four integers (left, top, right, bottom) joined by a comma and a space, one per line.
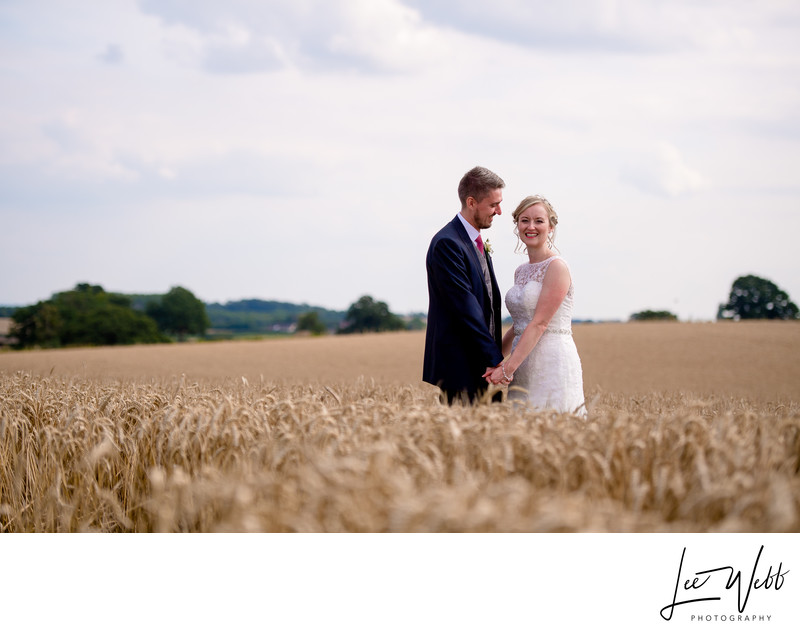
423, 216, 504, 398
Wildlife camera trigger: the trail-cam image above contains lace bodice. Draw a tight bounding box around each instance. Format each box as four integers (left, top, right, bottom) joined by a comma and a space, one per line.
505, 256, 575, 336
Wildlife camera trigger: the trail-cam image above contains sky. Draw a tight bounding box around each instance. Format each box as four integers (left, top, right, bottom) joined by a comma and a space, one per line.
1, 0, 799, 322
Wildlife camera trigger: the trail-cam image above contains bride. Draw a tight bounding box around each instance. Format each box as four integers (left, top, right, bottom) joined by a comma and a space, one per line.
484, 195, 586, 416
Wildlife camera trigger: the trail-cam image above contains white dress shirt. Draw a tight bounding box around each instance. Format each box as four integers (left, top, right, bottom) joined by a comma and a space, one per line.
456, 212, 481, 247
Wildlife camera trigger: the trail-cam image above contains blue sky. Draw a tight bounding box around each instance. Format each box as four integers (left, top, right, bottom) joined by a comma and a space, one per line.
2, 0, 799, 321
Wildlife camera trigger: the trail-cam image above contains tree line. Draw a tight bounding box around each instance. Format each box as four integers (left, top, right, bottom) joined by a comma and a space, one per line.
10, 284, 209, 349
631, 274, 798, 322
6, 274, 795, 349
205, 299, 346, 334
6, 285, 420, 349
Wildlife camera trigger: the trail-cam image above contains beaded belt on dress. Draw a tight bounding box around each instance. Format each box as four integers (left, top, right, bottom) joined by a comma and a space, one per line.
514, 326, 572, 336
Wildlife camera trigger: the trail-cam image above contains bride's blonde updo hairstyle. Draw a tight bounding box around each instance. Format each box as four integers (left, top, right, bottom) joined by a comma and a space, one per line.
512, 195, 559, 251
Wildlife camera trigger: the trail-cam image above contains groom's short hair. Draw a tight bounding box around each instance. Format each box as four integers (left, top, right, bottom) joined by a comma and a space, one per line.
458, 166, 505, 208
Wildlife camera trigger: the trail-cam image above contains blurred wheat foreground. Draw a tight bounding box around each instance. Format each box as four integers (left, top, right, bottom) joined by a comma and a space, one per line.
1, 321, 799, 532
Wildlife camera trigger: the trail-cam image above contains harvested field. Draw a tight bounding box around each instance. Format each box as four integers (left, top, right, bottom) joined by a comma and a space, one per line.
2, 321, 798, 400
1, 321, 798, 532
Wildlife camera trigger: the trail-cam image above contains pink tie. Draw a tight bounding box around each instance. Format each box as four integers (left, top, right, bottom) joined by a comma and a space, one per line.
476, 235, 484, 254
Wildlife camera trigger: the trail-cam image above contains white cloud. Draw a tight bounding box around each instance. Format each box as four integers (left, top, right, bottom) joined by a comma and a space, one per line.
138, 0, 446, 74
97, 43, 124, 64
403, 0, 800, 55
620, 143, 708, 197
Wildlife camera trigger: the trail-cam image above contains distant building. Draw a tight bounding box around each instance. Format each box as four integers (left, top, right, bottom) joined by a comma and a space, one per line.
0, 317, 17, 348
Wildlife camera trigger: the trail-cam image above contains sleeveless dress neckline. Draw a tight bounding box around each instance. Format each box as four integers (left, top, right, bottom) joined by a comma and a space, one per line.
524, 256, 558, 266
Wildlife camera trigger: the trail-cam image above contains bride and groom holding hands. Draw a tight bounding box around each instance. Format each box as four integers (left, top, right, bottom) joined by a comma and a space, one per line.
423, 166, 586, 416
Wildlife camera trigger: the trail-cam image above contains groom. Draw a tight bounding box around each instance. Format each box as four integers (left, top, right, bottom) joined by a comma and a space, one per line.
423, 166, 505, 404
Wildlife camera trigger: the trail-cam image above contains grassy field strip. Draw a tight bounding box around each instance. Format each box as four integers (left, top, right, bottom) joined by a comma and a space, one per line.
2, 322, 798, 400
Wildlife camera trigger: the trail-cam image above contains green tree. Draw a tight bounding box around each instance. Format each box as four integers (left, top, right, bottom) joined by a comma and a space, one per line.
147, 286, 210, 340
630, 310, 678, 321
11, 284, 166, 348
717, 275, 799, 320
12, 302, 62, 347
296, 311, 327, 335
339, 295, 406, 334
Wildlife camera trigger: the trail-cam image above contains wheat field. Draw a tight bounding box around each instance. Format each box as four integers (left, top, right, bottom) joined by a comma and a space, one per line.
1, 321, 799, 532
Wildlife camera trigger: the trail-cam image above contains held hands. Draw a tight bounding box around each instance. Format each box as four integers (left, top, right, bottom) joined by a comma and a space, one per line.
483, 363, 513, 386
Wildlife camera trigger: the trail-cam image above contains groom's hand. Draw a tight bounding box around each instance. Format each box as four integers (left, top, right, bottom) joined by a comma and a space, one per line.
483, 363, 509, 385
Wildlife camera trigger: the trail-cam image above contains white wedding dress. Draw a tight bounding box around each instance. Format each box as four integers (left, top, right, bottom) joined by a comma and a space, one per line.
505, 256, 587, 416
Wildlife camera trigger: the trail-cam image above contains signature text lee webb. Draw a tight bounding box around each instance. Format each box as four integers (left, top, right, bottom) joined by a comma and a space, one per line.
660, 545, 789, 621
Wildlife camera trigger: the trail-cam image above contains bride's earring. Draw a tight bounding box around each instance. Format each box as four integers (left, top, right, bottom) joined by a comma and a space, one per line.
547, 232, 554, 249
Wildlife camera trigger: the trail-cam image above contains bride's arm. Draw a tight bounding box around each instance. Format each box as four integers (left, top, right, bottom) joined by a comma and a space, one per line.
484, 327, 517, 382
486, 260, 571, 383
501, 326, 515, 356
